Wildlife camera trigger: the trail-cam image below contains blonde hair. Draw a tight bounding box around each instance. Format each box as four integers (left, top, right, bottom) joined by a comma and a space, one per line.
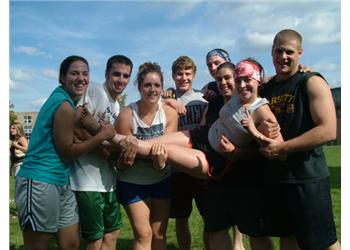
10, 122, 26, 140
172, 56, 197, 75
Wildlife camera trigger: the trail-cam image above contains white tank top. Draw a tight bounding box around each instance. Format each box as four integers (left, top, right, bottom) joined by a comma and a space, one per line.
208, 94, 268, 154
117, 102, 171, 185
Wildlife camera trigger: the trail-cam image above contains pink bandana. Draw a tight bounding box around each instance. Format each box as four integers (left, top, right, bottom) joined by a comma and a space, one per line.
235, 60, 261, 82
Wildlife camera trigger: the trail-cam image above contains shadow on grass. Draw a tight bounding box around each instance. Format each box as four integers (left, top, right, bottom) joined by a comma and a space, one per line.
10, 244, 23, 250
10, 206, 17, 216
117, 239, 178, 249
10, 239, 178, 250
329, 165, 341, 189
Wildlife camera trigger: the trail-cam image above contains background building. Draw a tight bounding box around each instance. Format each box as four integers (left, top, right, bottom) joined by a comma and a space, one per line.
15, 112, 38, 140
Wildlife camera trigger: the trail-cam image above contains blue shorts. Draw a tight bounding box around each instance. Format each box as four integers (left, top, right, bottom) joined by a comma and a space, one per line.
117, 177, 171, 205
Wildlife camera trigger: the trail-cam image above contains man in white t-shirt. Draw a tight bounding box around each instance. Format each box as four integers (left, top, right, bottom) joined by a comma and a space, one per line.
165, 56, 208, 250
70, 55, 133, 250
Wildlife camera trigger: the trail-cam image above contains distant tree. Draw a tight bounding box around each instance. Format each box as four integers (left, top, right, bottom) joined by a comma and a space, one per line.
117, 93, 127, 108
9, 102, 17, 125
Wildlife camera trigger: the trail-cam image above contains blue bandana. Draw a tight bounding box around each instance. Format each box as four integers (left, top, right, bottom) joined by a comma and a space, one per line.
206, 49, 231, 62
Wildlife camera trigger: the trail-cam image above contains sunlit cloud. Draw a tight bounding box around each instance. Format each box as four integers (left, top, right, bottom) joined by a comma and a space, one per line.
13, 45, 51, 58
42, 69, 57, 79
11, 68, 32, 82
31, 98, 46, 109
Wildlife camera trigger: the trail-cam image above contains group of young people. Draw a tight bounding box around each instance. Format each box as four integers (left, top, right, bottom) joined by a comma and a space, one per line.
14, 28, 340, 250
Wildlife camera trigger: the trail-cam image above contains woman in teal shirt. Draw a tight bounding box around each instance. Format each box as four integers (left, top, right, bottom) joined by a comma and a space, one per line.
15, 55, 115, 250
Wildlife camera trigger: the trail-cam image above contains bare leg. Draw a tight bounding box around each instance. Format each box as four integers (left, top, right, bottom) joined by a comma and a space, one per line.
232, 226, 245, 250
280, 236, 300, 250
208, 229, 233, 250
80, 107, 105, 134
176, 219, 191, 250
56, 223, 80, 250
81, 107, 127, 147
102, 229, 120, 250
81, 107, 189, 153
85, 239, 103, 250
165, 144, 209, 179
125, 199, 153, 250
80, 108, 208, 178
23, 229, 53, 250
150, 198, 171, 250
249, 236, 274, 250
326, 241, 341, 250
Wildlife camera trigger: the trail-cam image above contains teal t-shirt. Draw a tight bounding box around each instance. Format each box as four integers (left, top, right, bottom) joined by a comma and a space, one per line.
18, 86, 76, 186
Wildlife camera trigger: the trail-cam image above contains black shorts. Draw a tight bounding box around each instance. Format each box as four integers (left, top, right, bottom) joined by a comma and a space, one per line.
170, 172, 205, 219
189, 126, 229, 178
258, 177, 338, 249
203, 184, 264, 233
202, 158, 267, 234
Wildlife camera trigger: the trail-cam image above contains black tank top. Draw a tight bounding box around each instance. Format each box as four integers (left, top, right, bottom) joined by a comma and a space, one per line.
260, 71, 329, 183
206, 81, 224, 125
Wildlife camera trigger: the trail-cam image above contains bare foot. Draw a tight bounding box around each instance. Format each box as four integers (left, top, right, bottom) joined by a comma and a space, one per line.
80, 107, 102, 135
150, 143, 168, 170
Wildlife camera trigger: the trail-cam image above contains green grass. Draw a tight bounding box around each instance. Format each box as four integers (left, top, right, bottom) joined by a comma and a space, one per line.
9, 145, 341, 249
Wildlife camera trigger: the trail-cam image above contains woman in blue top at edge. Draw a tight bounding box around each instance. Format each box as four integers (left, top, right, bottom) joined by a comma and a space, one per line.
14, 55, 115, 250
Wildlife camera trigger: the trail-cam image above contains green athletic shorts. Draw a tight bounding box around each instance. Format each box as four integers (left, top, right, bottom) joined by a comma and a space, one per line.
74, 191, 123, 241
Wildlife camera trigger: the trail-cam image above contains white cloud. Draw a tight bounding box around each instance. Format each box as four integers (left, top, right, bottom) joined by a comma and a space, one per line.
304, 13, 341, 44
205, 1, 340, 47
13, 45, 51, 57
11, 68, 32, 82
166, 0, 200, 19
10, 68, 34, 91
146, 0, 200, 20
9, 78, 15, 90
31, 98, 46, 109
312, 60, 338, 73
243, 31, 274, 49
42, 69, 57, 79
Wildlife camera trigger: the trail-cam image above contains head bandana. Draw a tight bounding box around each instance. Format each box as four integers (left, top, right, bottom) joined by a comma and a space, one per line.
234, 60, 261, 82
206, 49, 231, 62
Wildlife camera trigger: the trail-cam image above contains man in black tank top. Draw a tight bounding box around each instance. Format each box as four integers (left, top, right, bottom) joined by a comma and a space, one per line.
257, 29, 340, 250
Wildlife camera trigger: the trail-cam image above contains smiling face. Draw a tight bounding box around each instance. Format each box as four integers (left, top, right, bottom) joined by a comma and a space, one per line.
60, 60, 89, 102
234, 76, 259, 104
215, 67, 235, 101
173, 68, 195, 94
272, 38, 302, 81
105, 63, 132, 101
207, 55, 227, 78
139, 72, 163, 105
234, 60, 262, 104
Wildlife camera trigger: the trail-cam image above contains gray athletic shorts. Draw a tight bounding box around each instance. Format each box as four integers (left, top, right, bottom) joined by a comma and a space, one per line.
15, 176, 79, 233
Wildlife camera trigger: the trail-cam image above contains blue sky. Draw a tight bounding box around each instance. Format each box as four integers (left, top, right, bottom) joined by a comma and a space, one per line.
9, 0, 341, 112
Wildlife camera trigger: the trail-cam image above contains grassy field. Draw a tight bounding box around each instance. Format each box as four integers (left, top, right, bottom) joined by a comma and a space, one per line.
9, 145, 341, 249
